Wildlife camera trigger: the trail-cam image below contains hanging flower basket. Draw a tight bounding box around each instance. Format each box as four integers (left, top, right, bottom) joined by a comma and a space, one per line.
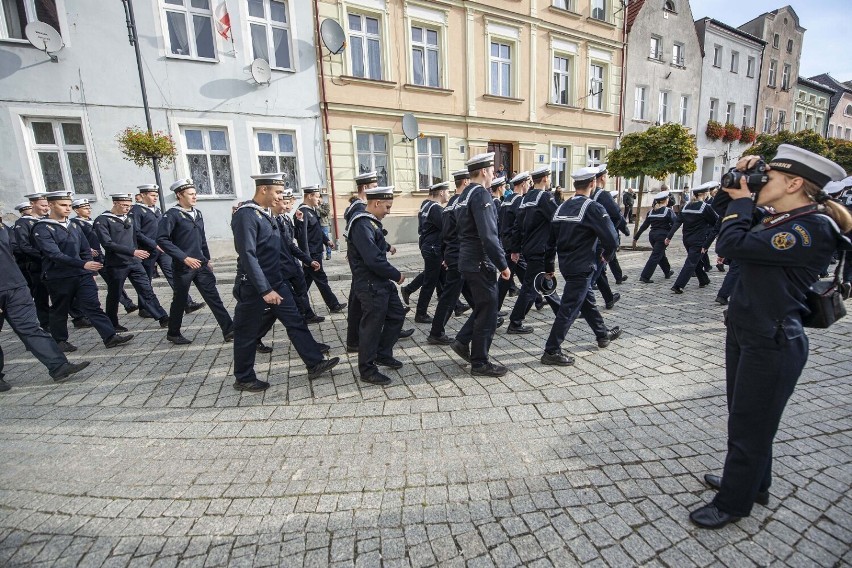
706, 120, 724, 141
740, 126, 757, 144
723, 123, 742, 143
117, 127, 177, 169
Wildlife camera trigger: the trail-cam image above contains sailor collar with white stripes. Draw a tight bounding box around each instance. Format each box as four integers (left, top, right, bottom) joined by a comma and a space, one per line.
101, 212, 129, 221
682, 201, 708, 214
74, 215, 93, 224
38, 218, 71, 229
237, 200, 273, 218
342, 211, 381, 238
552, 195, 597, 223
648, 207, 671, 218
174, 205, 198, 219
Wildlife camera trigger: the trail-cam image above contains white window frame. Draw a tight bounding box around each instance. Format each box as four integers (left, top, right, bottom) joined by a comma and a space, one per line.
177, 124, 237, 197
763, 107, 774, 133
245, 0, 295, 71
160, 0, 218, 61
409, 22, 443, 88
550, 144, 571, 189
746, 56, 755, 78
488, 38, 515, 98
588, 60, 608, 111
709, 98, 719, 122
679, 95, 689, 126
781, 64, 790, 90
22, 117, 98, 196
671, 42, 684, 67
742, 105, 751, 128
725, 102, 735, 124
768, 60, 777, 87
713, 45, 722, 68
552, 52, 573, 105
634, 86, 647, 120
730, 51, 739, 73
586, 146, 606, 168
251, 127, 303, 191
590, 0, 607, 22
649, 35, 662, 61
415, 134, 446, 190
353, 128, 392, 187
346, 8, 385, 80
0, 0, 69, 44
658, 91, 670, 124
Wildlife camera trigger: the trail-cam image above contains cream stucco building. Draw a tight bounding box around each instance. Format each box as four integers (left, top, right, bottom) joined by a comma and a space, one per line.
316, 0, 624, 243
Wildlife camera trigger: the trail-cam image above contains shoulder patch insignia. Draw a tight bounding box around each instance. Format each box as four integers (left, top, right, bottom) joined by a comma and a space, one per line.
722, 214, 739, 222
370, 221, 379, 230
792, 224, 811, 247
770, 231, 796, 251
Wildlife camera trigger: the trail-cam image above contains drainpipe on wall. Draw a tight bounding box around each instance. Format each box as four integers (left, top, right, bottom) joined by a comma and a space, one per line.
616, 0, 628, 196
313, 0, 340, 241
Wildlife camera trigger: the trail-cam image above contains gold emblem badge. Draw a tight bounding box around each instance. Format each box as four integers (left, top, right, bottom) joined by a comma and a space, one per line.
771, 232, 795, 250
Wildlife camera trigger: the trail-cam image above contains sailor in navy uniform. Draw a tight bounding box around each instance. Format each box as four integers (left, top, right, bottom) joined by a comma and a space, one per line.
666, 182, 719, 293
296, 185, 346, 314
633, 191, 676, 283
11, 202, 34, 288
824, 176, 852, 285
541, 168, 622, 366
94, 194, 170, 329
31, 192, 134, 352
346, 187, 407, 385
427, 169, 475, 345
411, 181, 450, 324
450, 153, 512, 377
507, 166, 560, 333
344, 171, 377, 352
231, 177, 339, 392
70, 199, 137, 314
13, 192, 51, 329
497, 172, 530, 310
690, 145, 852, 529
589, 165, 629, 309
594, 166, 628, 286
156, 179, 234, 345
131, 184, 204, 316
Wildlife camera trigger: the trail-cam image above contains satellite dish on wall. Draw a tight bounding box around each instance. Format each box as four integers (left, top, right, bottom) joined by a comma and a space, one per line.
401, 113, 420, 142
250, 58, 272, 85
25, 21, 63, 62
320, 19, 346, 55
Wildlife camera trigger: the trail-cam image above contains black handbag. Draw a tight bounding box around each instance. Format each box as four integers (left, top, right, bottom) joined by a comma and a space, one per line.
803, 255, 847, 328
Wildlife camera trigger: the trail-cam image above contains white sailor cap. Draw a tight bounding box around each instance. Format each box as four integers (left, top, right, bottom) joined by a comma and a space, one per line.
510, 171, 530, 185
169, 179, 194, 193
692, 181, 718, 195
465, 152, 495, 172
653, 190, 671, 202
490, 176, 506, 189
531, 166, 552, 180
365, 186, 394, 200
596, 163, 608, 177
571, 166, 599, 182
354, 171, 378, 186
251, 173, 286, 187
24, 192, 48, 201
71, 198, 91, 208
302, 184, 322, 194
430, 181, 450, 192
110, 193, 134, 202
451, 169, 471, 181
137, 184, 159, 193
44, 191, 74, 201
769, 144, 847, 187
14, 202, 33, 212
281, 188, 294, 198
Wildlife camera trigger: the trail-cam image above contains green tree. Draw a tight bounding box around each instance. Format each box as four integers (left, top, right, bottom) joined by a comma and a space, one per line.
742, 129, 829, 162
827, 138, 852, 173
607, 123, 697, 235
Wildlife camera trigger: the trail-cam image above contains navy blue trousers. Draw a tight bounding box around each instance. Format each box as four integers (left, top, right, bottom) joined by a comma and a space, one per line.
457, 267, 499, 367
509, 255, 559, 325
429, 264, 474, 338
0, 285, 67, 374
545, 270, 607, 353
104, 263, 167, 325
45, 275, 116, 342
498, 253, 526, 310
354, 280, 406, 378
717, 261, 741, 300
303, 258, 340, 309
639, 235, 672, 281
167, 264, 233, 337
673, 242, 710, 289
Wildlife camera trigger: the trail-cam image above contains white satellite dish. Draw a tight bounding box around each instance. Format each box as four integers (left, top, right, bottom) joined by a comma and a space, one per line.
320, 19, 346, 55
250, 58, 272, 85
24, 21, 63, 62
401, 113, 419, 142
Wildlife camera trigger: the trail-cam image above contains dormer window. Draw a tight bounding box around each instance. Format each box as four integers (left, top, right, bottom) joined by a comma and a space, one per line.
663, 0, 675, 12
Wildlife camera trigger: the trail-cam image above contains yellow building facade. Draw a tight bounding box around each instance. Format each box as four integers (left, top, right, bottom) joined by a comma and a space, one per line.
316, 0, 625, 242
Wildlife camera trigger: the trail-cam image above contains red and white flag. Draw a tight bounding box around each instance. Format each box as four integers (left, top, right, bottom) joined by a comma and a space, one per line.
214, 2, 231, 40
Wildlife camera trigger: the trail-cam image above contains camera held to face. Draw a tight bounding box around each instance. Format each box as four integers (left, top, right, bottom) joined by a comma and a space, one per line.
721, 159, 769, 193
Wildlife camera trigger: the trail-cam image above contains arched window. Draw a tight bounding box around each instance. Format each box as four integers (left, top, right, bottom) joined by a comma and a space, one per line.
663, 0, 675, 11
845, 104, 852, 116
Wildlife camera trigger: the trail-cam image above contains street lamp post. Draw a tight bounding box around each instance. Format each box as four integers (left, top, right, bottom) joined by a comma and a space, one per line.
121, 0, 167, 209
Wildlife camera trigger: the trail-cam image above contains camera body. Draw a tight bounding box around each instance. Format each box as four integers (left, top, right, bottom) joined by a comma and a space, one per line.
721, 159, 769, 193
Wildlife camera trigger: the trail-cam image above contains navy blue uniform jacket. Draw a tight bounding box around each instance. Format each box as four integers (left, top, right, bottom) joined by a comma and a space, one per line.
232, 202, 281, 296
295, 205, 332, 260
456, 183, 508, 273
0, 223, 29, 292
591, 187, 629, 235
31, 219, 93, 280
418, 200, 443, 249
634, 207, 677, 241
157, 208, 211, 264
94, 213, 143, 268
276, 214, 313, 279
667, 200, 719, 248
129, 204, 160, 252
517, 189, 557, 256
346, 213, 401, 283
499, 193, 523, 253
12, 216, 41, 264
545, 196, 618, 275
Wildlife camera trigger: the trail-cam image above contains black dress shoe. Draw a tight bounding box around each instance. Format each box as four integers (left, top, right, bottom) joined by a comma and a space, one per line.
57, 341, 77, 353
497, 310, 508, 317
617, 276, 628, 284
715, 296, 729, 305
124, 303, 139, 314
72, 318, 93, 329
398, 328, 414, 338
535, 298, 545, 310
114, 325, 129, 333
665, 270, 674, 279
541, 350, 575, 366
414, 314, 433, 324
471, 362, 508, 377
104, 334, 134, 348
454, 304, 470, 317
401, 287, 411, 305
507, 323, 533, 334
224, 330, 235, 342
597, 326, 622, 348
346, 344, 359, 353
639, 277, 654, 284
450, 340, 470, 362
304, 314, 325, 324
361, 372, 392, 386
138, 309, 154, 318
330, 303, 348, 313
605, 292, 621, 309
671, 286, 684, 294
167, 334, 192, 345
703, 474, 769, 506
699, 282, 709, 288
158, 316, 170, 328
689, 503, 740, 529
376, 356, 403, 369
233, 379, 270, 392
50, 361, 90, 382
185, 301, 206, 314
508, 288, 518, 297
307, 356, 340, 379
256, 340, 273, 354
496, 316, 505, 327
716, 264, 726, 272
317, 343, 330, 354
427, 334, 453, 345
0, 378, 10, 392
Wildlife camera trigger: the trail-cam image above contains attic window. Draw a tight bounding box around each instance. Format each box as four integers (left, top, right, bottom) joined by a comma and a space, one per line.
663, 0, 675, 12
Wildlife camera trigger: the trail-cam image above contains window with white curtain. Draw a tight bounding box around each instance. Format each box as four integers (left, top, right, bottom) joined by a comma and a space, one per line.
589, 63, 605, 110
490, 41, 512, 97
411, 24, 441, 87
255, 130, 299, 190
356, 131, 390, 186
26, 118, 95, 194
552, 54, 572, 105
348, 11, 383, 80
163, 0, 216, 60
679, 95, 689, 125
551, 145, 570, 188
634, 86, 647, 119
417, 137, 444, 189
247, 0, 292, 70
658, 91, 670, 123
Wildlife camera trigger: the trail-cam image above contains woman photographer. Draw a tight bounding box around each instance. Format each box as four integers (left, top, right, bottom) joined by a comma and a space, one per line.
690, 145, 852, 529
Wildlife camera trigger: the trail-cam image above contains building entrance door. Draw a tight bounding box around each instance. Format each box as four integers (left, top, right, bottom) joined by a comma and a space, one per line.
488, 143, 513, 178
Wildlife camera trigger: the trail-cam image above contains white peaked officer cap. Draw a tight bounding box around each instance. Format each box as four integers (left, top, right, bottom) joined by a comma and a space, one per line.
14, 202, 33, 212
302, 184, 322, 194
170, 179, 194, 193
571, 166, 599, 182
282, 189, 293, 198
365, 186, 394, 200
251, 173, 286, 187
72, 198, 91, 209
768, 144, 847, 187
510, 171, 530, 185
653, 190, 671, 202
465, 152, 495, 172
45, 191, 74, 201
110, 193, 134, 201
137, 184, 159, 193
531, 165, 552, 181
24, 192, 48, 200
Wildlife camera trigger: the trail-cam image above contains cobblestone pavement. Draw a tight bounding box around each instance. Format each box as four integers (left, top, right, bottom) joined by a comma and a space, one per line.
1, 245, 850, 567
